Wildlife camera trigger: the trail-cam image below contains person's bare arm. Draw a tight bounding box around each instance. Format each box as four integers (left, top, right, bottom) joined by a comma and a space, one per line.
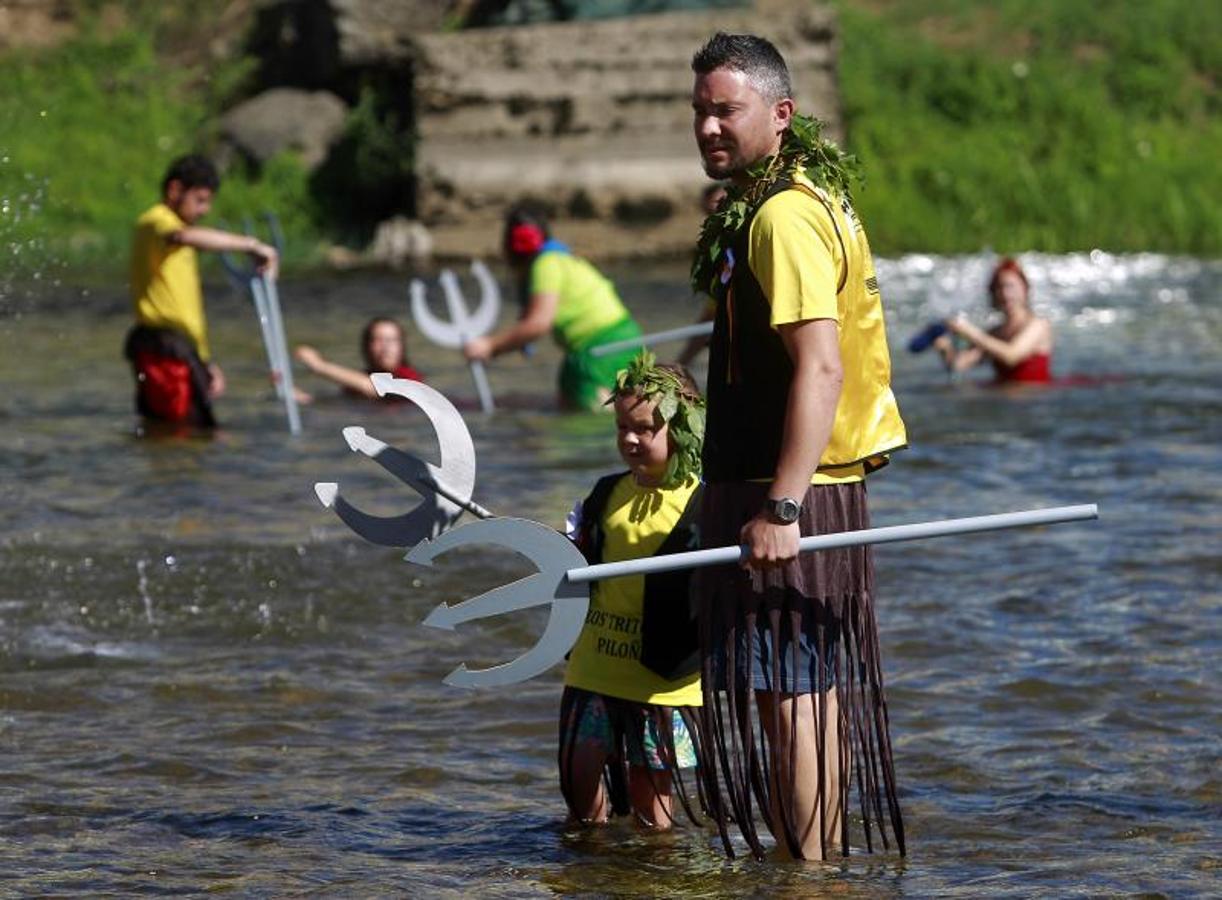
933, 333, 985, 372
171, 227, 279, 277
740, 318, 842, 567
294, 345, 377, 398
464, 291, 559, 360
207, 362, 226, 398
947, 317, 1050, 368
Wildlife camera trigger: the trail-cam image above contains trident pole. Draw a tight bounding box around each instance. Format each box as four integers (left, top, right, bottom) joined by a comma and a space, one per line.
568, 505, 1099, 583
589, 321, 714, 358
257, 272, 301, 435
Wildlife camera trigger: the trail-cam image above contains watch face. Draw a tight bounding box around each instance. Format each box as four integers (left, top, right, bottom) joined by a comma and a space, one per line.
770, 498, 801, 523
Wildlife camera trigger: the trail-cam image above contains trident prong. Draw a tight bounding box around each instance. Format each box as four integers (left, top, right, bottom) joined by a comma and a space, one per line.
313, 374, 489, 547
410, 261, 500, 413
408, 517, 589, 688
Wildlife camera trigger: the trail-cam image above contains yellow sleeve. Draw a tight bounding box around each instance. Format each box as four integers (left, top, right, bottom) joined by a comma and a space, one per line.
747, 189, 840, 327
144, 203, 186, 239
529, 251, 565, 296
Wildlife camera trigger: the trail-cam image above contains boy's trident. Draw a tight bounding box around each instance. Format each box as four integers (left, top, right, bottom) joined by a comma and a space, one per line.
219, 212, 301, 435
410, 261, 501, 413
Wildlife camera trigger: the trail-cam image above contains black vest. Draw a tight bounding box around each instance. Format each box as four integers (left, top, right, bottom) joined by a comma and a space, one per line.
575, 473, 703, 681
702, 179, 802, 482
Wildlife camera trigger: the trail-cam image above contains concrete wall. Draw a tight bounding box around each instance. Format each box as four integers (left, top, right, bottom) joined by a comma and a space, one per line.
411, 1, 840, 259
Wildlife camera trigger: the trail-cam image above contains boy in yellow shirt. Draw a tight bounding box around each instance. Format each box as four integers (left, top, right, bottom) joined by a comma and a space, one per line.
559, 352, 705, 828
125, 154, 278, 428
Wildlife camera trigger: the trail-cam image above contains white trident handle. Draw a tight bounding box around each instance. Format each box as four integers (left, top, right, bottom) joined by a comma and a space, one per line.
411, 503, 1099, 688
569, 504, 1099, 583
589, 321, 714, 358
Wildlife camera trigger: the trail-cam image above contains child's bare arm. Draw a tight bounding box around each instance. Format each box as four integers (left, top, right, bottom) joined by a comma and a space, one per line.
294, 345, 378, 398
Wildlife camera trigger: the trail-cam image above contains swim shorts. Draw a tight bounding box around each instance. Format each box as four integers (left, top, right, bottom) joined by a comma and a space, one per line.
566, 688, 697, 771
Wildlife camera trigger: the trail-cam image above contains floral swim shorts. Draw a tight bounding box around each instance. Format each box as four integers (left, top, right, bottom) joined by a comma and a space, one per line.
566, 688, 697, 771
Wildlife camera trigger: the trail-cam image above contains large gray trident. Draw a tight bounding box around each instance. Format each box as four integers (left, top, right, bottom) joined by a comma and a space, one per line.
408, 504, 1099, 689
410, 260, 501, 414
314, 373, 492, 548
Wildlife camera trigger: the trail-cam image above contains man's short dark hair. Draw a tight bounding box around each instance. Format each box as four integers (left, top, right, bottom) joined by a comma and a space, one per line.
691, 32, 792, 103
162, 154, 220, 194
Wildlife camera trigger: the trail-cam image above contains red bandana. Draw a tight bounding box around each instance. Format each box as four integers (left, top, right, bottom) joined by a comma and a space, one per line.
507, 223, 545, 257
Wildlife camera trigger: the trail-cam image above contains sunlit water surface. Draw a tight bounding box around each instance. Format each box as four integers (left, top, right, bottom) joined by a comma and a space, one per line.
1, 253, 1218, 896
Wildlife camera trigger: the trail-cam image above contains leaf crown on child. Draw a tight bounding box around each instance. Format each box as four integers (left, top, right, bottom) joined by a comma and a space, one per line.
609, 350, 706, 488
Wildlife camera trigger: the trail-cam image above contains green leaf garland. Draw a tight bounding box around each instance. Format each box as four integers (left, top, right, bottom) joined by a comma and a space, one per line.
691, 113, 863, 295
609, 350, 706, 488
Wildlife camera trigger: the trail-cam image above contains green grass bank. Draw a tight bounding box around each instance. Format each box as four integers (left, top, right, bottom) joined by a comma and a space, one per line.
835, 0, 1220, 256
0, 6, 329, 283
0, 0, 1217, 281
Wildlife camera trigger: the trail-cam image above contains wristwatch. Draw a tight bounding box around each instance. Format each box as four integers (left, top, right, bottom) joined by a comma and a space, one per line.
763, 496, 802, 525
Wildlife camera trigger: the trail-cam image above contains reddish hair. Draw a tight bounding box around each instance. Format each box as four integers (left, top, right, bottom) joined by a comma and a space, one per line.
989, 257, 1030, 298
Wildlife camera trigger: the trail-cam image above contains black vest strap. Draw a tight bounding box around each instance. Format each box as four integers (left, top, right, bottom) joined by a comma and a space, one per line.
703, 177, 798, 482
574, 472, 627, 564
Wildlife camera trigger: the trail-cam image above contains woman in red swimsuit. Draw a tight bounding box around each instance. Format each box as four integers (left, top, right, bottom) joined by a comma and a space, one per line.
295, 317, 424, 399
935, 257, 1054, 384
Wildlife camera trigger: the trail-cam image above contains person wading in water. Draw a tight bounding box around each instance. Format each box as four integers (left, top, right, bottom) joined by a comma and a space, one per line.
462, 206, 643, 412
688, 32, 908, 861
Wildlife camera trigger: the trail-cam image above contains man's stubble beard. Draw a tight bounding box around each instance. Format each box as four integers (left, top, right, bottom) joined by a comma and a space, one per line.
702, 156, 744, 181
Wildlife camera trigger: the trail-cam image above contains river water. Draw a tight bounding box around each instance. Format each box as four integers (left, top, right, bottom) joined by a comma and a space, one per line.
1, 253, 1218, 896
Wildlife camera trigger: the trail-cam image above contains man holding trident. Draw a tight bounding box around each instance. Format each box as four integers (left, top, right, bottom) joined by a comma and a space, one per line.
689, 33, 908, 860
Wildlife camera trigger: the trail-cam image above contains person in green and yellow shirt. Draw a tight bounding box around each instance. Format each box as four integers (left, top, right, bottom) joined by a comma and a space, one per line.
462, 206, 642, 411
125, 154, 277, 429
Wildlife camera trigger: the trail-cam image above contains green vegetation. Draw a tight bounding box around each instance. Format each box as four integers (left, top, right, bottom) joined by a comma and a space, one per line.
0, 13, 326, 280
833, 0, 1221, 255
309, 86, 417, 248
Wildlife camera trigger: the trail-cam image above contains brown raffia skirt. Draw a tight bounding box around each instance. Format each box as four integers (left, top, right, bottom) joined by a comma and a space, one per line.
692, 480, 905, 860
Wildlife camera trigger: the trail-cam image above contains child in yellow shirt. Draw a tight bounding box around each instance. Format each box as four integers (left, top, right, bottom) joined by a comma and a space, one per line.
125, 154, 277, 428
560, 352, 705, 828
